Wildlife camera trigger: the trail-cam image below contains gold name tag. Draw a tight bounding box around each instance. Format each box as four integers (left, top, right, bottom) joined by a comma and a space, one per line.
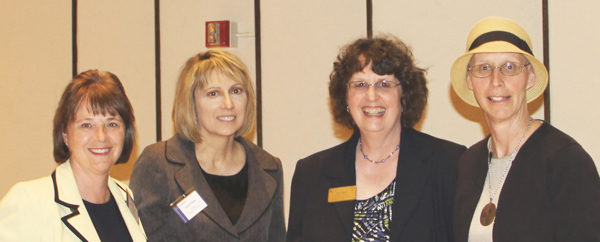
328, 185, 357, 203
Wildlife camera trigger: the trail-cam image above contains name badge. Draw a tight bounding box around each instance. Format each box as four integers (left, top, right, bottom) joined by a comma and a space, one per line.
328, 185, 357, 203
170, 189, 207, 223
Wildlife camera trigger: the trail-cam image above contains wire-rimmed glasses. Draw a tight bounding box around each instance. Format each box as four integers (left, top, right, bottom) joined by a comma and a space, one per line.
346, 80, 401, 93
468, 62, 531, 78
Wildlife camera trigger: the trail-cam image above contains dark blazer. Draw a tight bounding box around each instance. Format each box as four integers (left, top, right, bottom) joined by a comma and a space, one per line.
454, 122, 600, 242
130, 135, 285, 242
286, 127, 466, 242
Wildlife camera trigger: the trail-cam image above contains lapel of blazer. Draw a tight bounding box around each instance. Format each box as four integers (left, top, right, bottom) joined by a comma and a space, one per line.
454, 138, 488, 242
110, 179, 148, 241
234, 138, 279, 233
322, 132, 359, 236
53, 161, 100, 242
389, 127, 435, 237
168, 135, 239, 237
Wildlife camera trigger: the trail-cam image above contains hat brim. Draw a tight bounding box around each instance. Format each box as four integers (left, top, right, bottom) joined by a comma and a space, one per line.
450, 41, 549, 107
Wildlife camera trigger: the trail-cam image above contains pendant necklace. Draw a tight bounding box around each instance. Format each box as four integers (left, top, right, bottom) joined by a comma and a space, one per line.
359, 138, 400, 164
480, 117, 532, 226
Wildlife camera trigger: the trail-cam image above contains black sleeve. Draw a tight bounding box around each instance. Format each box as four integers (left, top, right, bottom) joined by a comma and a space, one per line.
285, 159, 313, 242
268, 158, 287, 242
548, 143, 600, 241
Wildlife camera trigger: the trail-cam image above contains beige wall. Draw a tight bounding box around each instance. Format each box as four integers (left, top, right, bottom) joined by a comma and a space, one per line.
261, 0, 367, 219
0, 0, 72, 196
373, 1, 545, 147
549, 0, 600, 165
77, 0, 156, 180
1, 0, 599, 221
160, 0, 257, 142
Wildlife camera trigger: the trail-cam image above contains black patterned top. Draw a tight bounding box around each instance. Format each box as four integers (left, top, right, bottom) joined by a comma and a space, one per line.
352, 180, 396, 242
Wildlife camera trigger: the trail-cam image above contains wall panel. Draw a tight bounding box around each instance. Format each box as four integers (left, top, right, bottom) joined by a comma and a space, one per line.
78, 0, 156, 180
373, 1, 544, 147
160, 1, 257, 142
0, 0, 72, 197
261, 0, 366, 219
549, 1, 600, 167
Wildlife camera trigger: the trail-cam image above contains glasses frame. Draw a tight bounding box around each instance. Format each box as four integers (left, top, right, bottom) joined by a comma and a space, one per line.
346, 80, 401, 93
468, 62, 531, 78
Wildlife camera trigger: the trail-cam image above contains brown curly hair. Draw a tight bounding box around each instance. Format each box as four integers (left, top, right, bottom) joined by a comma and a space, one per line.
329, 35, 428, 128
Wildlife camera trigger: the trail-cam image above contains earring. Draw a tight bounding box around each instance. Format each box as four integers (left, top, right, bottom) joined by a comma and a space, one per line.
347, 106, 350, 113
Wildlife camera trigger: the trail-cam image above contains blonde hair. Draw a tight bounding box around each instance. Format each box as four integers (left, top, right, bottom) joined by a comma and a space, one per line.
172, 49, 256, 143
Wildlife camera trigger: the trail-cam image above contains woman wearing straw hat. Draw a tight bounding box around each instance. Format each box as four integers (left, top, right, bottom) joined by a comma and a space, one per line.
451, 17, 600, 241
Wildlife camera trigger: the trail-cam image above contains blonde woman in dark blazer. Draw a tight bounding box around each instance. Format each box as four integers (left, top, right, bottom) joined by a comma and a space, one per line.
0, 70, 147, 241
130, 50, 285, 241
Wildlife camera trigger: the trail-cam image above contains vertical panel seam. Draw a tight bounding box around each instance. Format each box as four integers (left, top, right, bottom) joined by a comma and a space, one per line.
72, 0, 77, 76
367, 0, 373, 38
255, 0, 263, 147
155, 0, 162, 141
543, 0, 551, 122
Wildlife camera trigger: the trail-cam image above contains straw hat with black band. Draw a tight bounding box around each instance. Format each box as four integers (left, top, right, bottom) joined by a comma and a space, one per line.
450, 17, 549, 107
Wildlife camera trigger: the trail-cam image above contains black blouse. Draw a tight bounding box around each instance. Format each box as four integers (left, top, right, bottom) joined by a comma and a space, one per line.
83, 193, 133, 242
201, 161, 249, 225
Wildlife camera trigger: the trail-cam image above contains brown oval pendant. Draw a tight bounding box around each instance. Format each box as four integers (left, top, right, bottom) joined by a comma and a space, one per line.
480, 202, 496, 226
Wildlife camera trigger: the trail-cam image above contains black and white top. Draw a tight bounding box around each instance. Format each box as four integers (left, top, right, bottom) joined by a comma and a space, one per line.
352, 180, 396, 242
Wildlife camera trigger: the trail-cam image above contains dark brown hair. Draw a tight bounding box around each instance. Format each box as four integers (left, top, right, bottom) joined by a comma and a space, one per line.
329, 35, 428, 128
53, 69, 136, 164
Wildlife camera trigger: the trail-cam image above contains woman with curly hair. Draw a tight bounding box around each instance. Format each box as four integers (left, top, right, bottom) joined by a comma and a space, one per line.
286, 35, 466, 242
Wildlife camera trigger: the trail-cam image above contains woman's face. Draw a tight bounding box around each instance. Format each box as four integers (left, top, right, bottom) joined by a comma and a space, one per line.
467, 52, 535, 121
346, 62, 403, 135
194, 71, 247, 139
62, 102, 125, 176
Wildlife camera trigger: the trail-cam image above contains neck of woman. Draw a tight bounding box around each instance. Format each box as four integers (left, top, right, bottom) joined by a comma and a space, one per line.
486, 113, 537, 158
195, 135, 245, 175
72, 167, 111, 204
359, 124, 402, 161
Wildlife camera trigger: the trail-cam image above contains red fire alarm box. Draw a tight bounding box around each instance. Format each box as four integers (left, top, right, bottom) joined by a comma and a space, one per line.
206, 20, 230, 47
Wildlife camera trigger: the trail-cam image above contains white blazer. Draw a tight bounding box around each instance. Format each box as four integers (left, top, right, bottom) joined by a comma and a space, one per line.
0, 161, 147, 241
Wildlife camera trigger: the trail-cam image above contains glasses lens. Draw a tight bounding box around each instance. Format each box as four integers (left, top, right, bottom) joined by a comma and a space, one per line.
376, 80, 400, 91
348, 81, 399, 93
350, 81, 364, 88
471, 65, 492, 78
376, 81, 388, 88
348, 81, 366, 92
501, 62, 521, 76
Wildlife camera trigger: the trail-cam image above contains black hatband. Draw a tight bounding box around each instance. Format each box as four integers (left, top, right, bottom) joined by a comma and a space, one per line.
469, 31, 533, 55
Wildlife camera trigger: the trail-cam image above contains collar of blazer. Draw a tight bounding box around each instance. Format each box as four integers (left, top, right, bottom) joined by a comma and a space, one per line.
321, 126, 437, 238
166, 134, 279, 171
165, 134, 280, 238
52, 161, 147, 242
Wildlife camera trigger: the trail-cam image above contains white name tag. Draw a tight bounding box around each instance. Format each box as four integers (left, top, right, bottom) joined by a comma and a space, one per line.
170, 190, 207, 223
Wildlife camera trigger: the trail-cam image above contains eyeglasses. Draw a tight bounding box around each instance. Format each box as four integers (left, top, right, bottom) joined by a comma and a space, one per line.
468, 62, 530, 78
347, 80, 401, 93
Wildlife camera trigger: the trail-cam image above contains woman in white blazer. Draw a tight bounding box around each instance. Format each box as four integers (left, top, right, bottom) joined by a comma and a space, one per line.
0, 70, 147, 242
